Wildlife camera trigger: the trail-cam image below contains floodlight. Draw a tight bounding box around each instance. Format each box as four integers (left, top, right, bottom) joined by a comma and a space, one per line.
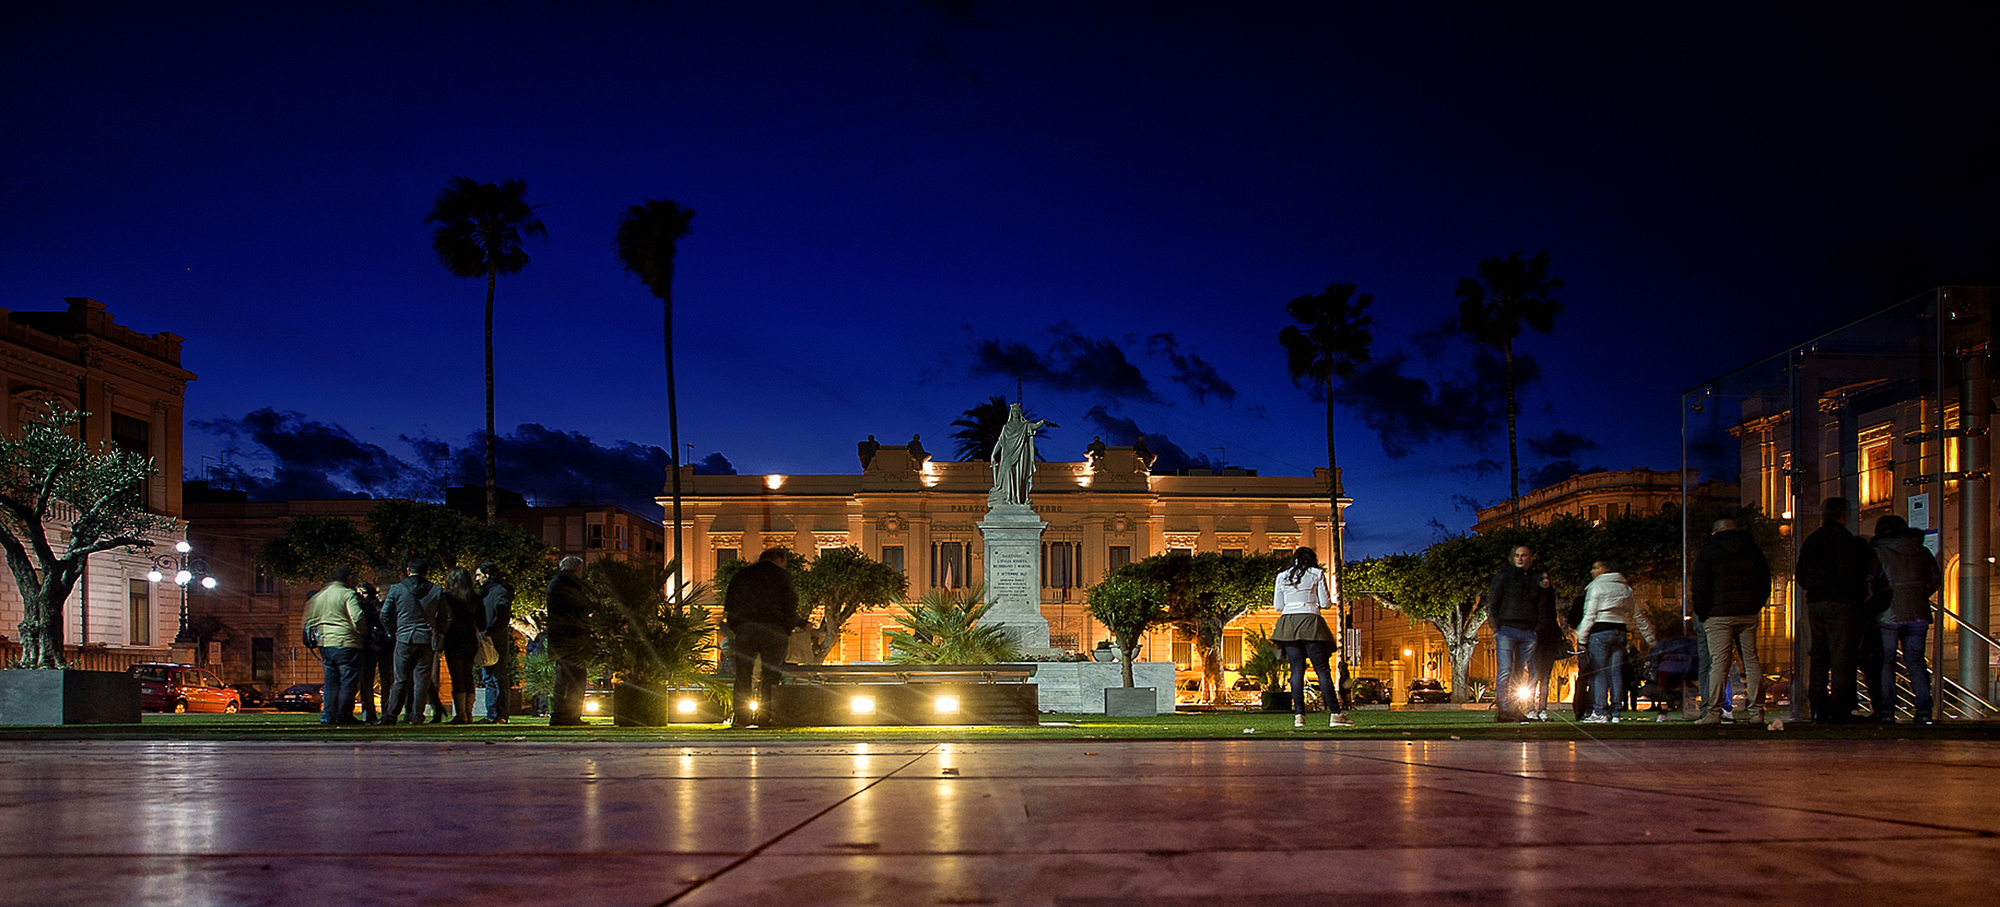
849, 696, 875, 715
934, 695, 960, 715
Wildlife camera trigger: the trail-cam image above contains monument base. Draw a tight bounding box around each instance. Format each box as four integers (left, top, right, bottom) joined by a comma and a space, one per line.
979, 503, 1051, 651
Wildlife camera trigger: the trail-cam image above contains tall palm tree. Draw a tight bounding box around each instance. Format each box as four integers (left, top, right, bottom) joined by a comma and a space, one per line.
1279, 282, 1375, 705
424, 177, 547, 525
1455, 251, 1564, 527
613, 198, 697, 603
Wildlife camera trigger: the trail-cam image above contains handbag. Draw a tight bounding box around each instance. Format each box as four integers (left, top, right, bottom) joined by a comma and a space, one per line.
785, 628, 815, 663
474, 633, 499, 667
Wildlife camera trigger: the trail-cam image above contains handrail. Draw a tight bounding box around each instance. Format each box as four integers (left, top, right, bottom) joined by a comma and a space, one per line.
1935, 603, 2000, 650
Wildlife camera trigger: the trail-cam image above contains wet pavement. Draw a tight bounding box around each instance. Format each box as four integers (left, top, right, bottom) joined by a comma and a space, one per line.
1, 736, 1993, 905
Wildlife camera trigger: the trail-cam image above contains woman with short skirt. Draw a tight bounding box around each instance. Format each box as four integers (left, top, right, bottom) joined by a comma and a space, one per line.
1271, 548, 1355, 728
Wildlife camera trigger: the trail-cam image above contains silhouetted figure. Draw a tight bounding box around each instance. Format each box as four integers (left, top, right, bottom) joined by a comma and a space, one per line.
725, 548, 806, 728
545, 556, 592, 726
907, 434, 930, 464
1086, 436, 1106, 464
1871, 514, 1940, 722
1795, 497, 1877, 723
1691, 517, 1771, 724
857, 434, 880, 468
380, 559, 449, 725
1132, 437, 1155, 470
440, 567, 481, 723
475, 562, 514, 723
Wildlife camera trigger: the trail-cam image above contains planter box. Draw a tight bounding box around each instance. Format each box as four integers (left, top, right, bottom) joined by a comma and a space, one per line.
612, 681, 668, 727
0, 669, 141, 726
1022, 661, 1175, 714
1104, 686, 1158, 717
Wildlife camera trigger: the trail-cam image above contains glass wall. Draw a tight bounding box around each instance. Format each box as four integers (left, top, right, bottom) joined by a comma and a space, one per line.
1682, 286, 1997, 719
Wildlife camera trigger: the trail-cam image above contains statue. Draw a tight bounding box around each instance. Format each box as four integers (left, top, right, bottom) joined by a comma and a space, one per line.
857, 434, 880, 468
988, 403, 1056, 507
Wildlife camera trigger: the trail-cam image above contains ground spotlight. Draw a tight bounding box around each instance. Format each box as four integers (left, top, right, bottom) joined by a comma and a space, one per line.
849, 696, 875, 715
934, 695, 960, 715
676, 698, 698, 715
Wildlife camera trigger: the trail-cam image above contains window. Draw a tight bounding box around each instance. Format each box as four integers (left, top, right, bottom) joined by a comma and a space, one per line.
1859, 425, 1893, 507
253, 561, 278, 595
1043, 541, 1079, 590
880, 545, 904, 575
587, 523, 605, 549
127, 579, 149, 646
715, 548, 739, 569
1220, 548, 1244, 558
1107, 545, 1131, 573
933, 541, 969, 588
111, 413, 150, 458
251, 637, 274, 683
1222, 633, 1242, 669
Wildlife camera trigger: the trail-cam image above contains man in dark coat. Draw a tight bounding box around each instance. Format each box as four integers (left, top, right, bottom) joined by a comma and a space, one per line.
1794, 497, 1877, 723
724, 548, 805, 728
475, 561, 514, 723
545, 556, 592, 726
1484, 544, 1556, 722
1690, 518, 1772, 724
379, 559, 449, 725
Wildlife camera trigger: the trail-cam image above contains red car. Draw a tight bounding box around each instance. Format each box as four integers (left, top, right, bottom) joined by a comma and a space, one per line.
128, 663, 241, 713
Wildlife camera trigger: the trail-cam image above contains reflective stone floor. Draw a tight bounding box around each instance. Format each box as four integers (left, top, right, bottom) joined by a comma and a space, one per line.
1, 737, 1994, 905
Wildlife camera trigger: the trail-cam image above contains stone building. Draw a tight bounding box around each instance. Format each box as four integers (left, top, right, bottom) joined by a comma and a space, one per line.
670, 442, 1345, 693
0, 298, 194, 662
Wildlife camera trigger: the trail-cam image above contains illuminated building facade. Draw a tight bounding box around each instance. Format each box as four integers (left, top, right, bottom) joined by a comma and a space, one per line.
0, 298, 194, 660
670, 443, 1344, 689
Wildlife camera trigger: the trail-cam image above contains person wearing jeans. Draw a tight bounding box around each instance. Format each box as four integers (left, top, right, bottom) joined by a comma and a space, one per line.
1690, 517, 1774, 725
1871, 514, 1940, 722
1485, 545, 1556, 722
1576, 560, 1653, 723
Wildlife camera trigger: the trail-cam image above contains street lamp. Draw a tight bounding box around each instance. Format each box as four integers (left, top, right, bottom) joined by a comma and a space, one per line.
148, 540, 216, 645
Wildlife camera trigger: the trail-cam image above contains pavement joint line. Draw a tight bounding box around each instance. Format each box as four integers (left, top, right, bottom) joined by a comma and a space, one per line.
651, 741, 945, 907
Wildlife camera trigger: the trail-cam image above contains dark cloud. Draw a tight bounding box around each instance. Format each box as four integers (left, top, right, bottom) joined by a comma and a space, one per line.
1082, 405, 1222, 473
1330, 345, 1539, 459
971, 322, 1254, 406
1527, 460, 1607, 490
1145, 334, 1238, 403
1451, 494, 1484, 514
1454, 459, 1504, 480
192, 409, 431, 500
1526, 429, 1600, 460
191, 412, 702, 518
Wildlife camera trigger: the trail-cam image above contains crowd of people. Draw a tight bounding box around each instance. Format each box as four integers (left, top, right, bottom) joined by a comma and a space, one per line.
302, 558, 519, 726
1475, 495, 1942, 726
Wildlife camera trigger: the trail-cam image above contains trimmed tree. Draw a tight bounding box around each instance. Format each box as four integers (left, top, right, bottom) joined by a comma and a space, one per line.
1085, 570, 1165, 688
1, 406, 178, 668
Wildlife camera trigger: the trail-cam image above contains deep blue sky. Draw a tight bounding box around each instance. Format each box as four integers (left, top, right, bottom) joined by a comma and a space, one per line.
7, 2, 1997, 557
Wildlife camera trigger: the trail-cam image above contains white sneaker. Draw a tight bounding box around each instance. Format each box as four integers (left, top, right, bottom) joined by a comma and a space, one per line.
1329, 712, 1356, 728
1534, 710, 1549, 722
1581, 714, 1608, 724
1293, 714, 1305, 728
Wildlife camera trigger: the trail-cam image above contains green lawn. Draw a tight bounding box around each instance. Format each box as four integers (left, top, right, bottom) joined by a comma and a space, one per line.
4, 708, 1996, 743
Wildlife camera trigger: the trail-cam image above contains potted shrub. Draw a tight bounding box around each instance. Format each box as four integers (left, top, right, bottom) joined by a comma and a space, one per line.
1238, 628, 1289, 712
1092, 640, 1116, 662
585, 559, 718, 726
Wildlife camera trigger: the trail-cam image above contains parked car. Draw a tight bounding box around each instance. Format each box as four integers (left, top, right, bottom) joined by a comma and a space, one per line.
274, 684, 324, 713
1406, 678, 1452, 704
1348, 676, 1390, 705
228, 684, 270, 709
127, 663, 241, 713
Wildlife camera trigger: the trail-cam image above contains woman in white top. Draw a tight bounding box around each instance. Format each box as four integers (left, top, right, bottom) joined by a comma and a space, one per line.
1270, 548, 1355, 728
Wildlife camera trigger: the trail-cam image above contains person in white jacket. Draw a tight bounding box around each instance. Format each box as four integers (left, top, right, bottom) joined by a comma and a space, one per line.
1575, 560, 1655, 723
1270, 547, 1355, 728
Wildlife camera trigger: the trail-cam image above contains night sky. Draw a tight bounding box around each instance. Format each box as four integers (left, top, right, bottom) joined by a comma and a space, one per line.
8, 2, 1997, 558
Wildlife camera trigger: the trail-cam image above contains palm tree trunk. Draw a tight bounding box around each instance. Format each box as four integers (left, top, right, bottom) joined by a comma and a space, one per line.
663, 282, 684, 606
1323, 378, 1348, 710
1504, 340, 1520, 528
483, 266, 499, 525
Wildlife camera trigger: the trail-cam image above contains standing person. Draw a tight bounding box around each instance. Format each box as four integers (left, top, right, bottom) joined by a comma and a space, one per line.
1871, 515, 1941, 723
353, 581, 385, 723
1269, 547, 1355, 728
1690, 517, 1772, 725
305, 566, 367, 726
475, 562, 514, 723
439, 567, 482, 724
1575, 560, 1653, 723
1794, 497, 1877, 724
545, 556, 593, 726
379, 559, 450, 725
723, 548, 805, 728
1485, 544, 1556, 722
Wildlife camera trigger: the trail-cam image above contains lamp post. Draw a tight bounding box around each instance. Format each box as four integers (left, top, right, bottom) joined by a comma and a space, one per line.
148, 540, 216, 646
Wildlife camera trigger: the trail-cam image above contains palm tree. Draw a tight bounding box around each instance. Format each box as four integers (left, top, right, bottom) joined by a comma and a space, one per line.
1455, 251, 1563, 527
424, 177, 547, 525
949, 395, 1047, 461
613, 198, 697, 603
1279, 282, 1375, 705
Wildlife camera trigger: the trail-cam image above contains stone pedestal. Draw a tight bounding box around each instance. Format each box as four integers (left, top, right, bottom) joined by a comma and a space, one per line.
978, 504, 1058, 657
